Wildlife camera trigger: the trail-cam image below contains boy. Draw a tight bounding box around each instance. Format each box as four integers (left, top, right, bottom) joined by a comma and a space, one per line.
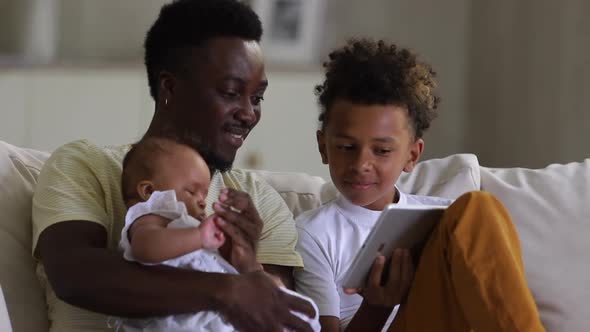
294, 39, 545, 332
114, 136, 320, 331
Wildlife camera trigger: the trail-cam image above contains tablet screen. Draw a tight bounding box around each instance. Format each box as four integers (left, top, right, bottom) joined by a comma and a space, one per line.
342, 204, 446, 289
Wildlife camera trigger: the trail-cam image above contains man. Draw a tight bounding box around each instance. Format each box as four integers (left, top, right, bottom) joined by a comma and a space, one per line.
32, 0, 314, 331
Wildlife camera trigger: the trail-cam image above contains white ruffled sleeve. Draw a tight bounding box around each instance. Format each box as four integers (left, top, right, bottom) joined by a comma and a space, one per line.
119, 190, 188, 262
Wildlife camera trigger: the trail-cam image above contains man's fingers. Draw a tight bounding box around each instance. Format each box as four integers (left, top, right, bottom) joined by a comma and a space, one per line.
215, 217, 251, 248
285, 292, 316, 319
219, 189, 260, 219
369, 255, 386, 287
213, 203, 260, 240
283, 313, 314, 332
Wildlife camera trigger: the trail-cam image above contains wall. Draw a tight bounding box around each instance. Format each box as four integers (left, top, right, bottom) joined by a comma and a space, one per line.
467, 0, 590, 167
57, 0, 167, 60
5, 0, 587, 175
0, 0, 471, 180
0, 67, 331, 179
324, 0, 470, 160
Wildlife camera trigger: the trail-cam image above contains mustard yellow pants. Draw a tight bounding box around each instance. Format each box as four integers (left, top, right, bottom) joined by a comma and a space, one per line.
389, 191, 545, 332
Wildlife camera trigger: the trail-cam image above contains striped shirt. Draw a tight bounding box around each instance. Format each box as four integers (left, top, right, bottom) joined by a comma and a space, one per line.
32, 139, 302, 331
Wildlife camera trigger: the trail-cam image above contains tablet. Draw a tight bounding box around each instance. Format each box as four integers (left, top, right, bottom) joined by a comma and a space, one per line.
342, 204, 446, 289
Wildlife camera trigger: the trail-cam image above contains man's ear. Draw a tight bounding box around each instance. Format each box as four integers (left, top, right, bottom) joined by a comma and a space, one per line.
317, 130, 328, 164
137, 181, 155, 201
157, 71, 177, 110
403, 138, 424, 172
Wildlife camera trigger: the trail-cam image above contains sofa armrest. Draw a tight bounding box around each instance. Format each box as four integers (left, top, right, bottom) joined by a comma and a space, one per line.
0, 286, 13, 332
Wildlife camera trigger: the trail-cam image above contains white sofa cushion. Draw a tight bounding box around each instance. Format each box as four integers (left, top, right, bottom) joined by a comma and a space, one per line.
0, 141, 50, 331
397, 153, 480, 199
252, 170, 333, 218
0, 286, 13, 332
256, 153, 480, 218
481, 160, 590, 332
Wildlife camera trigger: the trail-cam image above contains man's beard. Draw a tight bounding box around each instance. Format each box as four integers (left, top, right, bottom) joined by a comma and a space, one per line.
157, 124, 234, 173
182, 137, 234, 174
201, 149, 233, 173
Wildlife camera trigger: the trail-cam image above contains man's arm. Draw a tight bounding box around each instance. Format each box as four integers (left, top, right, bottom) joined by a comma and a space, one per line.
38, 220, 314, 332
38, 220, 229, 317
263, 264, 294, 290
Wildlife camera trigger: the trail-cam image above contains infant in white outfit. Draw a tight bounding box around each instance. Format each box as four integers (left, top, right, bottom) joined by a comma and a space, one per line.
111, 137, 320, 332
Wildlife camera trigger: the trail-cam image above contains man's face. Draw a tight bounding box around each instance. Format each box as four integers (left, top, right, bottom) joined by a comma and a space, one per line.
165, 37, 268, 171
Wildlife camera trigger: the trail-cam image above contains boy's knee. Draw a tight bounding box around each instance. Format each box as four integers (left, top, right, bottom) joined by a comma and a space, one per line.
443, 191, 508, 229
452, 191, 499, 210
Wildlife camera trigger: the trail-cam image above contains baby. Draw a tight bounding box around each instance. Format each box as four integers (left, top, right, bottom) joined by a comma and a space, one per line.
113, 137, 320, 332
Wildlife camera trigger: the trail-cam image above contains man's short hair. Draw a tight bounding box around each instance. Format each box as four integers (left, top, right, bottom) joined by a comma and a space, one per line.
144, 0, 263, 101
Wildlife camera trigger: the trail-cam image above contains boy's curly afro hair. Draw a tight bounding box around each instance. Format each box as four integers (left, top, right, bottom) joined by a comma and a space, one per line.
315, 38, 440, 139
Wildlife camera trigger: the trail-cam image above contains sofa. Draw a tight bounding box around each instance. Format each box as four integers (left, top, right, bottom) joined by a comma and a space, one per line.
0, 139, 588, 331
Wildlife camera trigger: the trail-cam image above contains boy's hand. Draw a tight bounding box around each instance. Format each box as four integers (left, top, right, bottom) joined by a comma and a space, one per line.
199, 216, 225, 250
213, 188, 263, 273
344, 249, 415, 308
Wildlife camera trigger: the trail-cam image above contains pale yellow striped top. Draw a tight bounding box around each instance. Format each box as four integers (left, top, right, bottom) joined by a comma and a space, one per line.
32, 139, 302, 331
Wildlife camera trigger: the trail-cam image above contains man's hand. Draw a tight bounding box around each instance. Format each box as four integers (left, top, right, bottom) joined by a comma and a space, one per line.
213, 188, 263, 273
344, 249, 415, 308
222, 271, 315, 332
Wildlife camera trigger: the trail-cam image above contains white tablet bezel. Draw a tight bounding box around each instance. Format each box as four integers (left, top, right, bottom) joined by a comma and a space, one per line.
342, 204, 446, 289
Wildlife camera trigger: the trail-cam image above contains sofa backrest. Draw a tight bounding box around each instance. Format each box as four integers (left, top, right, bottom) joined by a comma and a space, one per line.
0, 141, 50, 331
481, 162, 590, 332
256, 153, 481, 219
0, 139, 480, 331
9, 139, 588, 331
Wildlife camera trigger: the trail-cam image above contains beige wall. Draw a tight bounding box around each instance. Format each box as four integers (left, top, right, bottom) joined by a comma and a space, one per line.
0, 67, 331, 179
1, 0, 589, 175
324, 0, 470, 160
57, 0, 167, 60
467, 0, 590, 167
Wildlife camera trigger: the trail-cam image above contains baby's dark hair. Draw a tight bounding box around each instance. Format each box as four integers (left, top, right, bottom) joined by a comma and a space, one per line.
315, 38, 440, 139
144, 0, 263, 101
121, 136, 212, 204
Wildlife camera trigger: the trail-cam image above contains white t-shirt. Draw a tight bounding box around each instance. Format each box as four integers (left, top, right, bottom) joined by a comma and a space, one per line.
294, 188, 453, 330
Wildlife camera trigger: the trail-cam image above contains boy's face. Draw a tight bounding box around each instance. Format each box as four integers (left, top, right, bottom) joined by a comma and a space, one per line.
317, 100, 424, 211
150, 144, 211, 220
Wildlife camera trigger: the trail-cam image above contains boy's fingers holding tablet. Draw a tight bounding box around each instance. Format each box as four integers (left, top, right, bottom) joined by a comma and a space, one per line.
388, 249, 403, 288
369, 255, 386, 286
343, 287, 363, 295
400, 250, 415, 290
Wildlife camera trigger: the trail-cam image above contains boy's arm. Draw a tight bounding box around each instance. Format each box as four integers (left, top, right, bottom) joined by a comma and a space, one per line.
129, 214, 206, 263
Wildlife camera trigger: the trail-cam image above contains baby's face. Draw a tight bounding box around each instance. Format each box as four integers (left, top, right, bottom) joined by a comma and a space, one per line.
151, 145, 211, 220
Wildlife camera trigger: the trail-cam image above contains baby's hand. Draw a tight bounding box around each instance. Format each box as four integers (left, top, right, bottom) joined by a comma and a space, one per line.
199, 215, 225, 250
344, 249, 415, 308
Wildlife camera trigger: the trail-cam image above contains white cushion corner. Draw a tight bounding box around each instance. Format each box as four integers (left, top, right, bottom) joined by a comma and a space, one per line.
480, 159, 590, 331
397, 153, 481, 199
0, 140, 50, 331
